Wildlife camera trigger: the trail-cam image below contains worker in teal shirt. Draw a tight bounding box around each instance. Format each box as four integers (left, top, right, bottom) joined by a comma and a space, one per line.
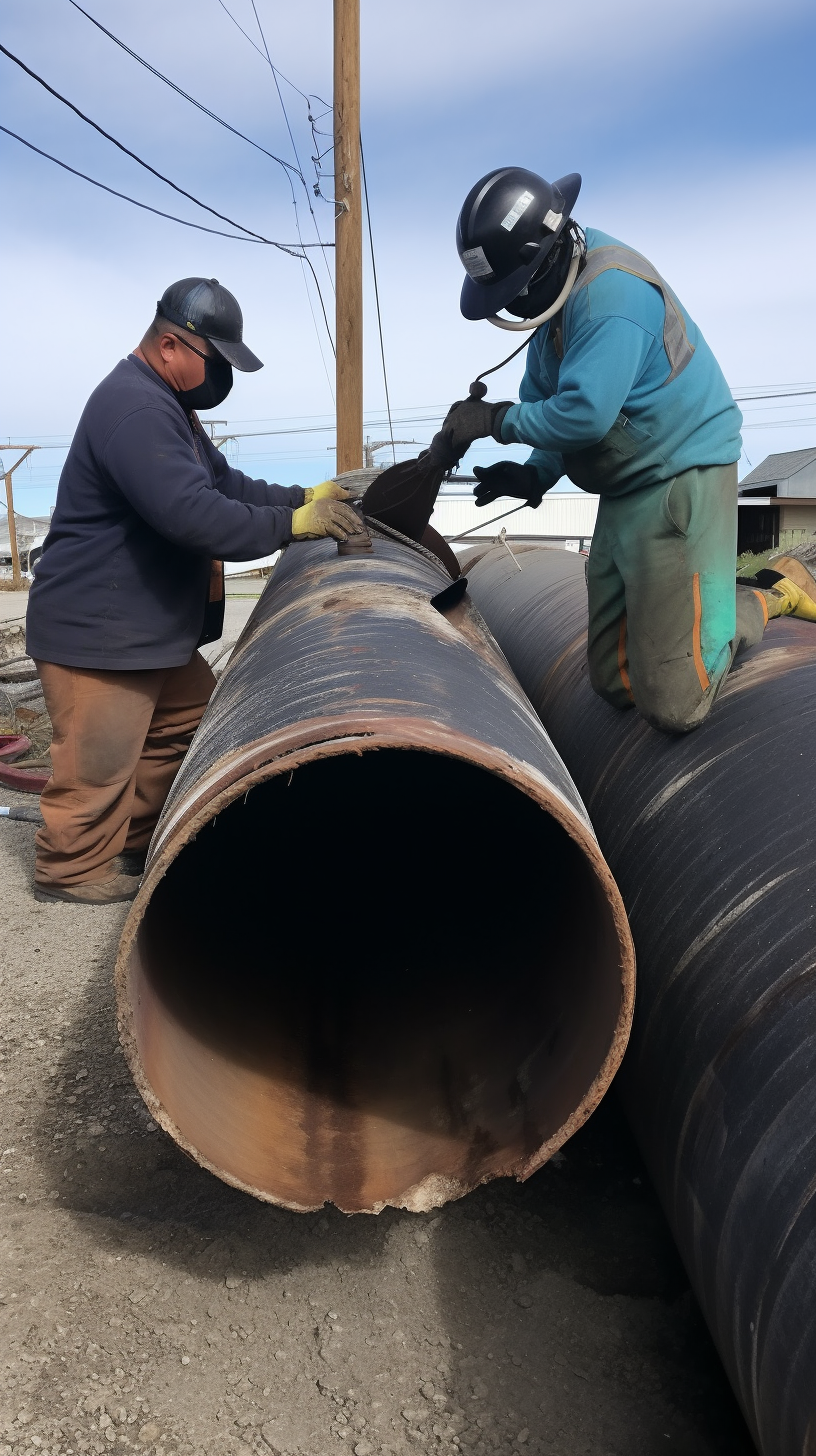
441, 167, 816, 734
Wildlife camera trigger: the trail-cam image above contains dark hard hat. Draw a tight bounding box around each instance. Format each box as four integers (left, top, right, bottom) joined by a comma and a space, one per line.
456, 167, 581, 321
156, 277, 263, 371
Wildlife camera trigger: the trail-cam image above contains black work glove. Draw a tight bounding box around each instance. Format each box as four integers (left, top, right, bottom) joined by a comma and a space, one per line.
472, 461, 544, 509
439, 397, 513, 456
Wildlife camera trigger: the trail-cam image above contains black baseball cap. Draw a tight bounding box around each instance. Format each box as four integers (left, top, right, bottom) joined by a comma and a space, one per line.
156, 277, 263, 371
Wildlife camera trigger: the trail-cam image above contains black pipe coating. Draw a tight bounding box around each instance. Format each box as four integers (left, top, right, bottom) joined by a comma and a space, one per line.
466, 544, 816, 1456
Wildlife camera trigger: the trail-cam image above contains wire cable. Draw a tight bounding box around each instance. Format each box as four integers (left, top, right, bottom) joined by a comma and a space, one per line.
0, 124, 315, 250
67, 0, 301, 183
360, 137, 395, 463
210, 0, 332, 179
734, 388, 816, 402
212, 0, 269, 62
246, 0, 336, 297
215, 0, 339, 211
0, 41, 322, 249
62, 4, 336, 355
214, 0, 330, 107
241, 0, 336, 376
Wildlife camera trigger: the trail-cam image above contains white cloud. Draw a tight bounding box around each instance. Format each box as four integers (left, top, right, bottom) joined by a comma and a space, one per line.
5, 0, 811, 124
2, 0, 813, 508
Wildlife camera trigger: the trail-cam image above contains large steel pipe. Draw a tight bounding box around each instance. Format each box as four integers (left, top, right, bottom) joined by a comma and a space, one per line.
465, 545, 816, 1455
116, 537, 634, 1215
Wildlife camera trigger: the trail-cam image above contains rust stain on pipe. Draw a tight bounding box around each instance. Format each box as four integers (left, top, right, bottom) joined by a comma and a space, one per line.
116, 537, 634, 1215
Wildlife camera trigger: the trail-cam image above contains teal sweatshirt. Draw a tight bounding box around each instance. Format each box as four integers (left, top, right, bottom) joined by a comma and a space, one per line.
499, 228, 742, 496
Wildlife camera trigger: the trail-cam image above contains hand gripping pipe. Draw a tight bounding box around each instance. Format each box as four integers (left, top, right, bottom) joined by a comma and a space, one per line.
464, 544, 816, 1456
116, 535, 634, 1215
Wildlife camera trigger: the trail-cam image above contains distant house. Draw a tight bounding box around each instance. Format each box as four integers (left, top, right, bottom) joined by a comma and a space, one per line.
740, 448, 816, 498
738, 447, 816, 554
0, 511, 51, 573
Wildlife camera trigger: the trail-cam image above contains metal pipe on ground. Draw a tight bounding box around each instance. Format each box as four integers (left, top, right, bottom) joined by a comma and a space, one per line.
116, 535, 634, 1215
465, 544, 816, 1456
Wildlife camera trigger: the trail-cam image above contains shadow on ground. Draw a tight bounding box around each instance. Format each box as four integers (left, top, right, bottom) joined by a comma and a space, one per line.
430, 1098, 755, 1456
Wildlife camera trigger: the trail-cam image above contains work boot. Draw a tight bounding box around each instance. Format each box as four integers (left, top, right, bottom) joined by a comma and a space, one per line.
762, 573, 816, 622
769, 553, 816, 601
34, 873, 142, 904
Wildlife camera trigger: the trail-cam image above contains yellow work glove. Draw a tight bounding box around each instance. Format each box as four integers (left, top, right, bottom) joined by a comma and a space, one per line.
290, 497, 362, 541
303, 479, 352, 504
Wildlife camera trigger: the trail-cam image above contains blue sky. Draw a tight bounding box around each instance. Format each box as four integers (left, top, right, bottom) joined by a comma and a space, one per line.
2, 0, 815, 516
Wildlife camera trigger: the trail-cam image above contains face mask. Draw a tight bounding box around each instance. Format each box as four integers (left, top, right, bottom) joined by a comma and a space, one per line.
175, 352, 234, 412
506, 226, 578, 320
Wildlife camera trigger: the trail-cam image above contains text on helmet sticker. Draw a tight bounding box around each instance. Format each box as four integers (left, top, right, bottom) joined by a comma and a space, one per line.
500, 190, 535, 232
461, 246, 494, 280
543, 209, 563, 232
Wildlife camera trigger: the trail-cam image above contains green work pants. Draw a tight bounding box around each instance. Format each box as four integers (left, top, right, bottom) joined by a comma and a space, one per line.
587, 463, 768, 734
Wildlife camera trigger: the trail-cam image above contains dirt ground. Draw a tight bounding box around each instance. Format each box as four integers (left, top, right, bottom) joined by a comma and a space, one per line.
0, 781, 757, 1456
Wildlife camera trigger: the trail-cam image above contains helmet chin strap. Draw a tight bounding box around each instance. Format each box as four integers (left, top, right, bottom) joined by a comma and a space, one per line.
487, 243, 582, 332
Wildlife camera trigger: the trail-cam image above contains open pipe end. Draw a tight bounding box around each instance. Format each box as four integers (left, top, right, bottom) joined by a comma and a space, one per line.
117, 741, 633, 1214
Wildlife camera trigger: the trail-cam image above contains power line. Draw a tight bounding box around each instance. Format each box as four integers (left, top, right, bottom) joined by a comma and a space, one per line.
214, 0, 340, 213
0, 41, 323, 250
64, 0, 336, 361
67, 0, 301, 183
210, 0, 332, 185
360, 137, 395, 464
0, 124, 319, 252
732, 381, 816, 394
242, 0, 336, 374
212, 0, 269, 63
245, 1, 336, 295
742, 417, 816, 430
735, 389, 816, 403
215, 0, 325, 108
0, 125, 299, 249
6, 391, 815, 444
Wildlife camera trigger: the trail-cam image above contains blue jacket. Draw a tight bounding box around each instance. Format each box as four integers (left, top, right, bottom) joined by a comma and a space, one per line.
27, 356, 305, 671
499, 228, 742, 495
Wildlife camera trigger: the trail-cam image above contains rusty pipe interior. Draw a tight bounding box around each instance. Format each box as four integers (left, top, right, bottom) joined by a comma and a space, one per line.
122, 742, 628, 1214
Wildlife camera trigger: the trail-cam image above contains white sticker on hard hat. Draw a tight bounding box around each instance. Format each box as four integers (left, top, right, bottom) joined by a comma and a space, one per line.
462, 246, 494, 279
543, 209, 563, 232
500, 190, 535, 232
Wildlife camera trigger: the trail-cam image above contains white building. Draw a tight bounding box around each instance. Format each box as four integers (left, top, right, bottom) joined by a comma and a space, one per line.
225, 488, 600, 576
430, 491, 598, 549
738, 447, 816, 551
0, 512, 51, 572
740, 447, 816, 499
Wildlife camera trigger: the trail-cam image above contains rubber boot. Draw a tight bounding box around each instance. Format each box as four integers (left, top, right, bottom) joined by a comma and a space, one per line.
764, 576, 816, 622
769, 554, 816, 603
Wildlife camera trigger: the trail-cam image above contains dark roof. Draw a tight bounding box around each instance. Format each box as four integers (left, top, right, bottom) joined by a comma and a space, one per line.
740, 448, 816, 489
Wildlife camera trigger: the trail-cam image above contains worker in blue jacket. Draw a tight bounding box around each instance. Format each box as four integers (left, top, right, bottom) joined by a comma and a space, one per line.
441, 168, 816, 734
26, 277, 359, 904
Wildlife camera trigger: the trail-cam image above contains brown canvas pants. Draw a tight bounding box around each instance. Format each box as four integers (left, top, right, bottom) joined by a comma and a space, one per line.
34, 652, 216, 887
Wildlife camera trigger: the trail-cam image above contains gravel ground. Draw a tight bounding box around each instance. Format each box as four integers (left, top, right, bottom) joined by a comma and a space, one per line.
0, 789, 756, 1456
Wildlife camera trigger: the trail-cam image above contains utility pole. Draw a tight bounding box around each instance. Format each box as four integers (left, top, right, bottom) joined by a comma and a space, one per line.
363, 438, 417, 469
334, 0, 363, 473
2, 447, 37, 589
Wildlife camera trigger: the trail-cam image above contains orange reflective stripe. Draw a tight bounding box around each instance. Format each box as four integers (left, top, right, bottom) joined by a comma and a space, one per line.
617, 614, 634, 701
692, 572, 710, 691
753, 588, 769, 626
